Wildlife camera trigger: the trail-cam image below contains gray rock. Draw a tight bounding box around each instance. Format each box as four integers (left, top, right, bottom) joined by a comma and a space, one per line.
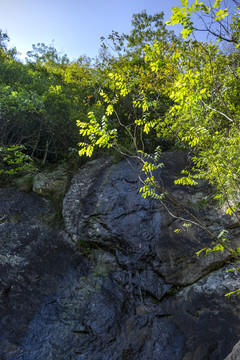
32, 164, 69, 197
1, 153, 240, 360
63, 154, 232, 287
225, 340, 240, 360
0, 187, 88, 359
164, 264, 240, 360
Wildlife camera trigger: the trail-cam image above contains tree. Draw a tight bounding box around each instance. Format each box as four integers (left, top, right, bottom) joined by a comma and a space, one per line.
89, 11, 179, 156
100, 10, 177, 57
77, 6, 240, 266
166, 0, 240, 45
26, 42, 69, 65
163, 0, 240, 214
0, 40, 101, 164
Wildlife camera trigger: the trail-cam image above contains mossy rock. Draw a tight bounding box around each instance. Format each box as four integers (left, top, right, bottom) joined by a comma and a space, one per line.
32, 164, 69, 197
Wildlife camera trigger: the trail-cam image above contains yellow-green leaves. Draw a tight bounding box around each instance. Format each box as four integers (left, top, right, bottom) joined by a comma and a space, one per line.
0, 145, 36, 174
196, 248, 207, 257
77, 112, 117, 157
213, 0, 222, 9
214, 8, 229, 21
174, 177, 198, 186
181, 0, 188, 8
181, 28, 193, 40
196, 244, 224, 257
138, 151, 164, 200
166, 0, 234, 43
106, 104, 114, 116
226, 206, 237, 216
225, 288, 240, 297
48, 85, 62, 94
142, 162, 156, 175
78, 143, 94, 157
108, 72, 130, 97
158, 21, 240, 216
135, 116, 156, 134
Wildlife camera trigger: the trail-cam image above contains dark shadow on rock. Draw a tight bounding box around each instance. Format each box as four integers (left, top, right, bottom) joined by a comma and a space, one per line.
1, 153, 240, 359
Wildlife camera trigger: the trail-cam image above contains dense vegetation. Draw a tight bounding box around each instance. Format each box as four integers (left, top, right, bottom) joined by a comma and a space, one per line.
0, 35, 99, 168
78, 1, 240, 216
1, 1, 240, 269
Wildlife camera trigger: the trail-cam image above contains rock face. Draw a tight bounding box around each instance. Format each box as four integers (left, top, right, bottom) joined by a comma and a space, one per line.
225, 340, 240, 360
0, 153, 240, 360
0, 188, 88, 359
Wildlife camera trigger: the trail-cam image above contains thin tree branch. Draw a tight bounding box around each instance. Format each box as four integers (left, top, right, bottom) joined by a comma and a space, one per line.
202, 100, 237, 125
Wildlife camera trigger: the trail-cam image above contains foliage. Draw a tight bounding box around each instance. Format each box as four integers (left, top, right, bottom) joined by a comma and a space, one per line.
77, 12, 179, 157
148, 39, 240, 211
76, 5, 240, 273
166, 0, 240, 45
100, 10, 178, 57
0, 35, 102, 164
0, 145, 35, 174
162, 1, 240, 214
1, 5, 240, 284
164, 0, 240, 292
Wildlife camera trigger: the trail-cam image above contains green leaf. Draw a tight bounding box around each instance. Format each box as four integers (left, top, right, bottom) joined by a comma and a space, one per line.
181, 28, 192, 39
181, 0, 188, 7
218, 229, 228, 239
213, 0, 222, 9
236, 247, 240, 254
196, 248, 207, 256
225, 288, 240, 297
215, 8, 229, 21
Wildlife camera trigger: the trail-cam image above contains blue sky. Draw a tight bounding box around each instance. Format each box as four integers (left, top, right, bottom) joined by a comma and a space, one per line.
0, 0, 186, 61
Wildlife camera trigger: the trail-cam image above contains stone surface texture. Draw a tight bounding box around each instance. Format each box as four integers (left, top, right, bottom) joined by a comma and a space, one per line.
0, 152, 240, 360
32, 164, 69, 197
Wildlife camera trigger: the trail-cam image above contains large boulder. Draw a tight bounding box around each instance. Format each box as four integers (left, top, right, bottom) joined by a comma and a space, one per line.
1, 153, 240, 359
63, 154, 234, 286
